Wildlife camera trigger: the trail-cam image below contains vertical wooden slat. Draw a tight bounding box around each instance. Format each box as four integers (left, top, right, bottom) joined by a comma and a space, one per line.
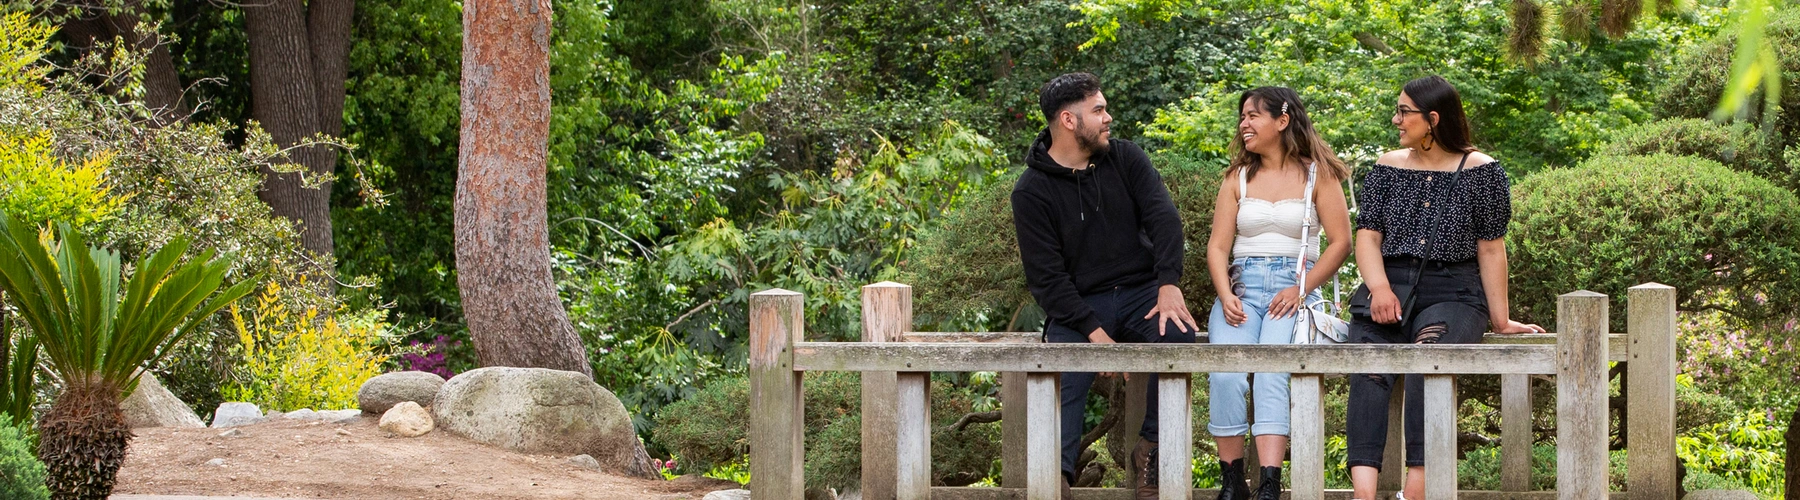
749, 289, 805, 500
1289, 374, 1325, 500
1557, 291, 1610, 500
1026, 373, 1061, 500
861, 282, 910, 500
1159, 373, 1193, 500
1501, 373, 1533, 491
1628, 283, 1678, 500
1379, 376, 1405, 490
1002, 371, 1029, 489
1423, 374, 1458, 500
896, 372, 931, 500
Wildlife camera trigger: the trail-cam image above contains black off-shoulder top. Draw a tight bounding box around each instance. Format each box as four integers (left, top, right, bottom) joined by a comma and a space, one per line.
1354, 161, 1512, 262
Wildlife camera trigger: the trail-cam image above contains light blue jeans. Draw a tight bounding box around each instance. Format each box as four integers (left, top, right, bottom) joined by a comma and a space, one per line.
1207, 255, 1319, 437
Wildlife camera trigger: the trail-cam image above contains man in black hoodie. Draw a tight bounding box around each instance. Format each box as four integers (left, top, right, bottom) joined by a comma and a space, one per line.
1013, 73, 1197, 499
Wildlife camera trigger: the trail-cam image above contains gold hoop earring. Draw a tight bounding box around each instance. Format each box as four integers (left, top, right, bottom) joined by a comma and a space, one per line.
1421, 131, 1435, 152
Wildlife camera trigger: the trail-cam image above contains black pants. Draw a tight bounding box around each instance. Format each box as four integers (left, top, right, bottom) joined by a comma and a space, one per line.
1345, 258, 1489, 470
1043, 284, 1196, 482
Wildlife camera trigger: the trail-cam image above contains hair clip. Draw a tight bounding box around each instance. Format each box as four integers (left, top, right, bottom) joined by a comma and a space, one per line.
1280, 102, 1289, 116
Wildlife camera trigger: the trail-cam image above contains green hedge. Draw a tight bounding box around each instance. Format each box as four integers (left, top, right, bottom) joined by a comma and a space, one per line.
1598, 118, 1794, 191
0, 417, 47, 500
1656, 7, 1800, 166
1508, 154, 1800, 328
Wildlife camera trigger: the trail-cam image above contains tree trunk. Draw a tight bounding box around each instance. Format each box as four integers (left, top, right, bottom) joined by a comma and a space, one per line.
455, 0, 593, 376
1786, 405, 1798, 500
38, 382, 131, 500
58, 0, 189, 123
243, 0, 349, 262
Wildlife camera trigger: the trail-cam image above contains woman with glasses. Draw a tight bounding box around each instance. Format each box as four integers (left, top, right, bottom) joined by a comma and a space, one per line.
1344, 75, 1545, 500
1204, 87, 1352, 500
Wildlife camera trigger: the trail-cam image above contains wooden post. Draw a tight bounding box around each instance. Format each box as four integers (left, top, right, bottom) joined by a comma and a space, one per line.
896, 372, 931, 500
1379, 376, 1405, 490
1500, 373, 1533, 491
1159, 373, 1193, 500
1557, 291, 1610, 500
1627, 283, 1677, 500
1027, 373, 1061, 500
1423, 374, 1458, 500
1289, 374, 1325, 500
750, 289, 805, 500
1002, 371, 1029, 489
862, 282, 910, 500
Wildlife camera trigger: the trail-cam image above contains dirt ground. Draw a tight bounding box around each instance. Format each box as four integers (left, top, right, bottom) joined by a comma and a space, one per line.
113, 416, 742, 500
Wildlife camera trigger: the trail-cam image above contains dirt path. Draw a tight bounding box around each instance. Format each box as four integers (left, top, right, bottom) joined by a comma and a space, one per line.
113, 417, 740, 500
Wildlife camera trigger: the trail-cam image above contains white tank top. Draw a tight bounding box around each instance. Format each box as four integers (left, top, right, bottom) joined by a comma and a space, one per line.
1232, 166, 1321, 260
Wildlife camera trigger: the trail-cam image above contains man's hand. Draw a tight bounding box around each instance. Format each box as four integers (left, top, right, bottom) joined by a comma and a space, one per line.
1088, 327, 1124, 379
1144, 285, 1200, 336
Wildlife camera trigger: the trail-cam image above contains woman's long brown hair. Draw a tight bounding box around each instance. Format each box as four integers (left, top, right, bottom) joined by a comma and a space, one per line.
1227, 86, 1350, 182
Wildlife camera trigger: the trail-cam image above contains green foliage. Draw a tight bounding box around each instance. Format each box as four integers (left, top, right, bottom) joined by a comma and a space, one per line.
1678, 410, 1788, 496
221, 285, 391, 412
1508, 154, 1800, 328
653, 372, 1001, 491
0, 130, 123, 228
0, 415, 48, 500
1456, 444, 1558, 490
0, 216, 256, 394
1597, 118, 1793, 190
1659, 6, 1800, 154
0, 12, 50, 93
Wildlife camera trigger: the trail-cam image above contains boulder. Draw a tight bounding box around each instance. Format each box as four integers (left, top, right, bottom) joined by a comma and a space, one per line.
378, 401, 434, 437
702, 490, 751, 500
283, 409, 317, 420
567, 454, 601, 470
121, 373, 204, 429
316, 409, 363, 422
432, 367, 654, 478
210, 402, 263, 428
357, 371, 445, 414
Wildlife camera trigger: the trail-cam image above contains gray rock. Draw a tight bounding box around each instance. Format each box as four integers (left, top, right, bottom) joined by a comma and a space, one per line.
1684, 491, 1763, 500
217, 428, 242, 438
378, 401, 434, 437
204, 458, 226, 467
210, 402, 263, 428
701, 490, 751, 500
432, 367, 654, 478
567, 454, 601, 470
283, 409, 317, 420
121, 373, 205, 429
317, 409, 362, 422
357, 371, 446, 414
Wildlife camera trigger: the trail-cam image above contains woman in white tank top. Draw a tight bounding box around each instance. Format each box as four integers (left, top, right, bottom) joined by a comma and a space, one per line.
1203, 87, 1354, 500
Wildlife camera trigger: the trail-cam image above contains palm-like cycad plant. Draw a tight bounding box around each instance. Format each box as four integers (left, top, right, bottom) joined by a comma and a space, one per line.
0, 214, 255, 499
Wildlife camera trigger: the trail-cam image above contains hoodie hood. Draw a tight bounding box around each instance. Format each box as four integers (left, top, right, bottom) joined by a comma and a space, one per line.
1024, 128, 1104, 220
1025, 129, 1085, 177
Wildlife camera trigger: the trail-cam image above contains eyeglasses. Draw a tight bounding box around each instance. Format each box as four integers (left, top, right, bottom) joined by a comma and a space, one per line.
1395, 107, 1426, 116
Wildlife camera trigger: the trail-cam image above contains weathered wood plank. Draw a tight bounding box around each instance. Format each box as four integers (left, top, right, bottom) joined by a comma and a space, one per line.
1424, 374, 1458, 500
903, 332, 1043, 343
861, 282, 909, 500
1290, 374, 1325, 500
792, 343, 1558, 374
921, 487, 1632, 500
1627, 283, 1678, 500
896, 372, 931, 500
1158, 374, 1192, 500
1501, 373, 1532, 491
1002, 371, 1028, 489
1557, 291, 1610, 500
749, 289, 805, 500
1481, 333, 1629, 361
1027, 373, 1061, 500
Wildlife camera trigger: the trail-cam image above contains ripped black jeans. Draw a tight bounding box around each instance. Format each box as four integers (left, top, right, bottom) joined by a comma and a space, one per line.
1345, 257, 1489, 471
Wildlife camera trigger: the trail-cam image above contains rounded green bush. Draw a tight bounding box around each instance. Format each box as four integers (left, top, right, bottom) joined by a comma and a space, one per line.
0, 417, 49, 500
1597, 118, 1791, 191
1656, 8, 1800, 151
1508, 154, 1800, 328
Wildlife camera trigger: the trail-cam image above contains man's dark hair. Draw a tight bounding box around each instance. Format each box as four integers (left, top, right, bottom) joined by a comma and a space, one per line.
1039, 73, 1102, 124
1402, 75, 1477, 153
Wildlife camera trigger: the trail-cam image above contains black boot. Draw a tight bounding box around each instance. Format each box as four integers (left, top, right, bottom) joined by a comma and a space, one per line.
1253, 466, 1282, 500
1216, 459, 1250, 500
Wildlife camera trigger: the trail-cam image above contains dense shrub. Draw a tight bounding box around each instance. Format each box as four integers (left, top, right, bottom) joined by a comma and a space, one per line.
1657, 7, 1800, 143
1597, 118, 1793, 191
0, 416, 47, 500
221, 285, 391, 412
1508, 154, 1800, 328
653, 372, 1002, 491
904, 151, 1225, 330
0, 130, 122, 227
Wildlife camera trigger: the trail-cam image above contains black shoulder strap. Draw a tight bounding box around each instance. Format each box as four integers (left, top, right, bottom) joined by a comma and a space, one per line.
1410, 152, 1472, 272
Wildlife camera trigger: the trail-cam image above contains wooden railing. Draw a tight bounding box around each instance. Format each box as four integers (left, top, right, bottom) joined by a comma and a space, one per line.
749, 282, 1679, 500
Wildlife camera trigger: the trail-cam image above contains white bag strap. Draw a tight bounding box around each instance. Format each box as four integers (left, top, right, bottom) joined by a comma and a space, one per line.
1296, 162, 1317, 294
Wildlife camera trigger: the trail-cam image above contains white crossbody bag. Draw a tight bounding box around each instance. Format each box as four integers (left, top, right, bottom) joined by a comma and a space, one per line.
1294, 162, 1350, 345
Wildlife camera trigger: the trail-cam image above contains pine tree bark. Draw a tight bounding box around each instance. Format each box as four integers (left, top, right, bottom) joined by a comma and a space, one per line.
455, 0, 593, 375
243, 0, 353, 262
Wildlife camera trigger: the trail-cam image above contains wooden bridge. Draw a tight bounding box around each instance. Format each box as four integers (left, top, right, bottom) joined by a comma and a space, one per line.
748, 282, 1680, 500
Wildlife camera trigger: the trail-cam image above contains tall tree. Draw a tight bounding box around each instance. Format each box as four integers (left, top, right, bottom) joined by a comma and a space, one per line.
456, 0, 592, 375
242, 0, 353, 261
56, 0, 188, 123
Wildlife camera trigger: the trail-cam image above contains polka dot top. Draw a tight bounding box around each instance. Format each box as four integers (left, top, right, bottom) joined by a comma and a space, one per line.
1355, 161, 1512, 262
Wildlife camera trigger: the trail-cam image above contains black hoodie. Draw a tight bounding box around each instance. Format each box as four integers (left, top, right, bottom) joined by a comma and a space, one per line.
1011, 129, 1185, 337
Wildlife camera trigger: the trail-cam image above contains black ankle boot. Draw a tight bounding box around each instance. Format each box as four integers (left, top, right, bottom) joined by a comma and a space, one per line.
1216, 459, 1250, 500
1253, 466, 1282, 500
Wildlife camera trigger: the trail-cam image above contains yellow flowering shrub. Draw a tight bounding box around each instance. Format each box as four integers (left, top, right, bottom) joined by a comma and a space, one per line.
0, 12, 51, 92
0, 130, 123, 227
222, 284, 389, 411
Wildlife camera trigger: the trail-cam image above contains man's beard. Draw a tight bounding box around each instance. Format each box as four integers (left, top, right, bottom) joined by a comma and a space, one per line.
1076, 121, 1111, 155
